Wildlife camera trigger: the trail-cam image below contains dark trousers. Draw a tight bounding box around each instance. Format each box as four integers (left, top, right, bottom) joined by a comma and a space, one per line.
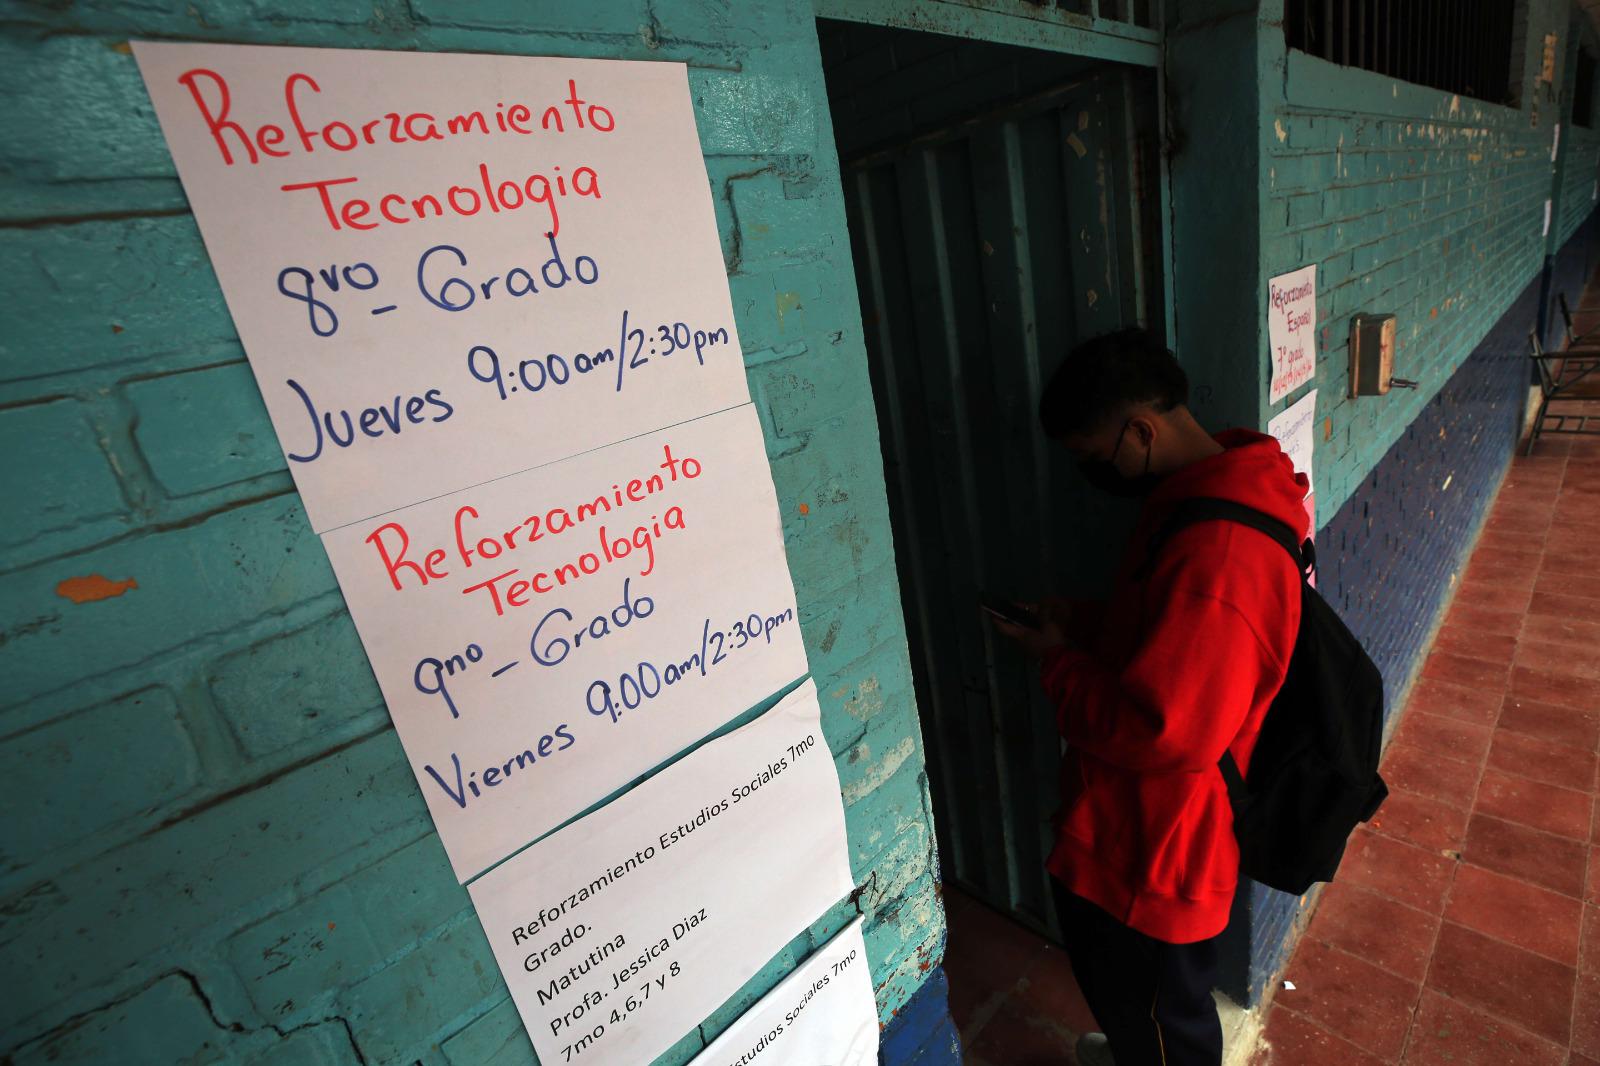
1051, 883, 1224, 1066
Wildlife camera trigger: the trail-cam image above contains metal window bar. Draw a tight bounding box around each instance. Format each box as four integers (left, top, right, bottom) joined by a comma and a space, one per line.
1289, 0, 1516, 106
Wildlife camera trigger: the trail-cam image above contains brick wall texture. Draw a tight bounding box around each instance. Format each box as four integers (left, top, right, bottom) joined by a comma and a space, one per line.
1238, 0, 1600, 1001
0, 3, 955, 1064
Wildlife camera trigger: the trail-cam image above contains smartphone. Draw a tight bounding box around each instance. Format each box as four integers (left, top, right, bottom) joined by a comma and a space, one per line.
980, 594, 1040, 630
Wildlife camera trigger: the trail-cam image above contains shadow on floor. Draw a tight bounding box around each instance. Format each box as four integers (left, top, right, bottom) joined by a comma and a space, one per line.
943, 885, 1097, 1066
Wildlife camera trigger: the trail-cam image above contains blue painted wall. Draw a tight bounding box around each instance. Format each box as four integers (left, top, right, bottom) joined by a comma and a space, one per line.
0, 2, 959, 1063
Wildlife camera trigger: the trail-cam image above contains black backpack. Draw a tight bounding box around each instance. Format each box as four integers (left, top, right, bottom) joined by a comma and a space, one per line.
1149, 498, 1389, 896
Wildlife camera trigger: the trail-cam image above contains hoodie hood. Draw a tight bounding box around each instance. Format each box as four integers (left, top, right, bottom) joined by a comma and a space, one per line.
1142, 428, 1311, 539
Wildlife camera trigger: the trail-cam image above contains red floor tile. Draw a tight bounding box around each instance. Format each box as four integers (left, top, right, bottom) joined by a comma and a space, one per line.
1338, 829, 1459, 915
1483, 508, 1553, 535
1473, 768, 1593, 841
1576, 971, 1600, 1060
1253, 1004, 1392, 1066
1462, 558, 1540, 592
1529, 588, 1600, 621
1277, 938, 1420, 1060
1513, 638, 1600, 680
1443, 864, 1584, 966
1452, 580, 1534, 614
1538, 549, 1600, 578
1392, 712, 1493, 767
1496, 695, 1600, 751
1380, 741, 1484, 807
1582, 905, 1600, 975
1425, 922, 1576, 1045
1006, 942, 1098, 1040
1427, 626, 1520, 667
1520, 612, 1600, 648
1459, 813, 1589, 898
1485, 729, 1598, 793
1508, 665, 1600, 711
1369, 789, 1471, 852
1440, 602, 1525, 638
961, 985, 1076, 1066
1402, 679, 1502, 727
1534, 571, 1600, 603
1589, 848, 1600, 904
1400, 989, 1566, 1065
1305, 883, 1440, 983
1420, 650, 1510, 690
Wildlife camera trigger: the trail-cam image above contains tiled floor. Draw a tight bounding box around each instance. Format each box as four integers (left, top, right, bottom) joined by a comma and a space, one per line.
945, 421, 1600, 1065
943, 887, 1098, 1066
1255, 433, 1600, 1065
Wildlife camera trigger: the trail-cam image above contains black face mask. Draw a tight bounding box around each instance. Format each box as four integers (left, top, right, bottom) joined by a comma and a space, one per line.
1078, 420, 1161, 498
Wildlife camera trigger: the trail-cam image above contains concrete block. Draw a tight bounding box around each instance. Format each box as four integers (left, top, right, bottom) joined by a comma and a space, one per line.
2, 216, 236, 384
127, 362, 284, 496
1, 494, 335, 709
690, 70, 820, 156
0, 687, 198, 869
439, 997, 532, 1066
0, 730, 425, 1040
344, 917, 503, 1064
408, 0, 647, 33
209, 610, 384, 759
10, 974, 236, 1066
226, 833, 465, 1021
0, 398, 125, 548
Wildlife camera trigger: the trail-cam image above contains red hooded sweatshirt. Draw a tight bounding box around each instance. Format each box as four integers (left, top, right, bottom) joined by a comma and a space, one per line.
1042, 429, 1309, 944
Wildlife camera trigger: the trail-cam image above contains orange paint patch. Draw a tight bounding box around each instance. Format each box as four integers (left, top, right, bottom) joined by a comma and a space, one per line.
1324, 417, 1333, 441
798, 502, 810, 515
1430, 307, 1439, 319
55, 574, 138, 604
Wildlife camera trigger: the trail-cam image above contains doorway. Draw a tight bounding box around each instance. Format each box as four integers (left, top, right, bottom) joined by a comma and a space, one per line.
819, 19, 1167, 938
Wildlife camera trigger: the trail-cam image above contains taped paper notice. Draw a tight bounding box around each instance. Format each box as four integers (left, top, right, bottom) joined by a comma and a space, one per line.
134, 42, 752, 531
1267, 265, 1317, 403
689, 918, 878, 1066
469, 679, 856, 1066
321, 405, 807, 880
1268, 388, 1318, 538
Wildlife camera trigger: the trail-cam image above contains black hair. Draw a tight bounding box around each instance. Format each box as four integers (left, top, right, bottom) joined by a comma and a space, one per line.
1037, 326, 1189, 439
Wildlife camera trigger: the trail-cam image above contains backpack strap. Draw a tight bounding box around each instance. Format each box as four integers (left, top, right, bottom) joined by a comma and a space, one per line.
1139, 497, 1316, 799
1141, 497, 1316, 583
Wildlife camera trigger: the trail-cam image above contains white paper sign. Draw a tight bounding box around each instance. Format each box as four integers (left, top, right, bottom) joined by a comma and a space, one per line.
689, 919, 878, 1066
322, 404, 807, 880
134, 42, 751, 532
1268, 388, 1318, 537
1267, 265, 1317, 403
468, 679, 856, 1066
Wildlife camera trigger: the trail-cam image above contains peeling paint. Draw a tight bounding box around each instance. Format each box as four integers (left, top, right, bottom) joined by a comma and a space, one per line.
1066, 132, 1087, 158
56, 574, 138, 604
842, 676, 884, 720
1274, 118, 1288, 143
774, 290, 802, 331
843, 737, 914, 804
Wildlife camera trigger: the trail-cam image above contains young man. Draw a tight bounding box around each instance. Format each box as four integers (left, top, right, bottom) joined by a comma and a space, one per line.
991, 328, 1309, 1066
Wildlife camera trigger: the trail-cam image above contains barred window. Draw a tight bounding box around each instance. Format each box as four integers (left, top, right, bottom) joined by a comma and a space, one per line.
1285, 1, 1521, 107
1574, 47, 1596, 128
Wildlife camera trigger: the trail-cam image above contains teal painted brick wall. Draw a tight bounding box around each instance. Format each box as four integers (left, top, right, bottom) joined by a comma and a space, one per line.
0, 2, 949, 1063
1261, 0, 1580, 519
1555, 17, 1600, 247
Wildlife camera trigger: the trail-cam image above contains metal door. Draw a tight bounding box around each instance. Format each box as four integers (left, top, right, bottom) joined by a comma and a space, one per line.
836, 61, 1165, 934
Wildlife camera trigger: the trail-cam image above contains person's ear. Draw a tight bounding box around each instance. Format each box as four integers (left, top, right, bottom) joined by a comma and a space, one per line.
1127, 415, 1158, 449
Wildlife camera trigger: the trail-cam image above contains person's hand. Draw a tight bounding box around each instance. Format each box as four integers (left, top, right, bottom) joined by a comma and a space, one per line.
988, 600, 1070, 659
